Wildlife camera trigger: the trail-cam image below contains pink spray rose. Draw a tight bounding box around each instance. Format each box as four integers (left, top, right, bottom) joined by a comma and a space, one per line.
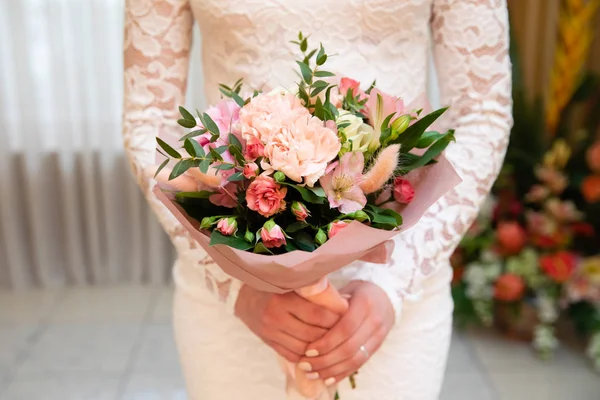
246, 176, 287, 217
339, 77, 367, 102
291, 201, 310, 221
243, 162, 259, 179
328, 220, 349, 239
393, 177, 415, 204
260, 220, 286, 248
320, 151, 366, 213
216, 217, 238, 236
244, 137, 265, 160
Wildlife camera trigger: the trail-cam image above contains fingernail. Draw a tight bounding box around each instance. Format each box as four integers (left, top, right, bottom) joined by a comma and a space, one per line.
306, 372, 319, 380
324, 377, 336, 386
298, 362, 312, 372
305, 349, 319, 357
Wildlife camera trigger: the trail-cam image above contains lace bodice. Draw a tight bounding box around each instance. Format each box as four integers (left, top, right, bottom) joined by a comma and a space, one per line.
123, 0, 512, 316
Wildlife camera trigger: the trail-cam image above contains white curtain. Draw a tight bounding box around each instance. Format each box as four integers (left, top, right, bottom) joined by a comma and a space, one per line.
0, 0, 440, 289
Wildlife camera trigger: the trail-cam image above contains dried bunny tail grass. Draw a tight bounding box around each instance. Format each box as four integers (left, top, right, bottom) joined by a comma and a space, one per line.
146, 166, 200, 192
186, 167, 222, 188
360, 144, 400, 194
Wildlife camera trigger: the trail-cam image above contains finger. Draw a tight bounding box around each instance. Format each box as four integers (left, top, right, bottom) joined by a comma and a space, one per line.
304, 299, 368, 357
299, 316, 375, 372
268, 330, 309, 357
288, 295, 340, 329
321, 332, 382, 384
266, 340, 301, 363
280, 313, 329, 342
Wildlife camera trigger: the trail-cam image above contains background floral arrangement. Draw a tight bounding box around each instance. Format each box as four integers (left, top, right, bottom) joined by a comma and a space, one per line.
451, 23, 600, 370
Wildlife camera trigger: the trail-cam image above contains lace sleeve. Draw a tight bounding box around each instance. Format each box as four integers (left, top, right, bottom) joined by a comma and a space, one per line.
123, 0, 243, 314
345, 0, 513, 318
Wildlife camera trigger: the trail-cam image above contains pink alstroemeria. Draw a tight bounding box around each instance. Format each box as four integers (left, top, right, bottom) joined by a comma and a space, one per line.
364, 89, 405, 152
319, 152, 366, 213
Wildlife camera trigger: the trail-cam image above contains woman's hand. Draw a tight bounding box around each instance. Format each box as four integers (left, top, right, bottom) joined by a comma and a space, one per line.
235, 285, 341, 363
296, 281, 395, 385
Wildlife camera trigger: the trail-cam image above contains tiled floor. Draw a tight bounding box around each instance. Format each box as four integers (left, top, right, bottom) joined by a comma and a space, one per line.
1, 285, 598, 400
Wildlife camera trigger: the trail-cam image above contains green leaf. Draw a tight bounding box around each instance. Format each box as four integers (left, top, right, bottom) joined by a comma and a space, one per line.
231, 92, 245, 107
214, 163, 235, 171
316, 54, 327, 66
416, 131, 446, 149
184, 138, 202, 158
296, 61, 313, 84
381, 112, 397, 131
286, 221, 309, 233
227, 171, 245, 182
365, 205, 403, 228
314, 70, 335, 78
293, 231, 316, 252
168, 159, 194, 180
209, 147, 224, 162
156, 137, 182, 159
210, 231, 254, 250
303, 49, 317, 64
179, 106, 195, 122
309, 186, 326, 198
397, 131, 455, 173
395, 107, 449, 151
298, 85, 310, 104
300, 38, 308, 52
314, 97, 324, 120
253, 242, 273, 254
285, 241, 299, 252
229, 146, 246, 166
199, 159, 211, 174
228, 133, 243, 152
202, 113, 221, 135
311, 85, 328, 97
177, 119, 197, 129
215, 145, 229, 154
154, 158, 170, 178
283, 184, 325, 204
180, 129, 207, 142
175, 190, 214, 200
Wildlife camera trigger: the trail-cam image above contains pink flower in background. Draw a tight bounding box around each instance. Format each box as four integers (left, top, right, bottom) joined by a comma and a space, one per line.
240, 91, 309, 144
246, 176, 287, 217
243, 162, 259, 179
525, 184, 550, 203
263, 115, 341, 186
216, 217, 238, 236
535, 166, 568, 194
496, 221, 527, 255
544, 198, 582, 222
393, 177, 415, 204
586, 141, 600, 173
328, 220, 348, 238
260, 220, 286, 248
209, 183, 239, 208
244, 137, 265, 160
320, 151, 366, 213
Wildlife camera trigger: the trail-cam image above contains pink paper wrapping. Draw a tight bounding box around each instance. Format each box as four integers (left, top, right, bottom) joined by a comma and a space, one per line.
152, 154, 461, 293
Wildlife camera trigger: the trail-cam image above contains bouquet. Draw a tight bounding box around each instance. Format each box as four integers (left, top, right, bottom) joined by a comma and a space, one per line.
151, 33, 460, 399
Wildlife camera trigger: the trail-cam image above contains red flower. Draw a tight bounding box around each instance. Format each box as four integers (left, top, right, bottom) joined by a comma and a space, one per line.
496, 221, 527, 255
494, 273, 526, 301
539, 251, 577, 283
571, 222, 595, 238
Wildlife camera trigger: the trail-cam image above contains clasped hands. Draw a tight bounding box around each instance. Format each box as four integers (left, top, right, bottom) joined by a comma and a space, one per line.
235, 243, 396, 386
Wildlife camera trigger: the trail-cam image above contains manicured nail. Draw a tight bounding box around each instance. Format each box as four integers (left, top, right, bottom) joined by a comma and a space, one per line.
324, 377, 336, 386
298, 362, 312, 372
306, 372, 319, 380
305, 349, 319, 357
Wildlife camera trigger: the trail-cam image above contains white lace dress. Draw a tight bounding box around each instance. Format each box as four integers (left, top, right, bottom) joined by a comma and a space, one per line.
123, 0, 512, 398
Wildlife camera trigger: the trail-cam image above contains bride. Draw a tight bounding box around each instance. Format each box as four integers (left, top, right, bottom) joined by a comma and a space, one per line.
123, 0, 512, 398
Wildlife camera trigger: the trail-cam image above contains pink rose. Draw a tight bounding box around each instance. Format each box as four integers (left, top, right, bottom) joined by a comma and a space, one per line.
216, 217, 237, 236
393, 177, 415, 204
328, 220, 348, 238
244, 137, 265, 161
246, 176, 287, 217
260, 220, 286, 248
262, 115, 341, 186
243, 162, 259, 179
339, 77, 367, 102
587, 141, 600, 173
496, 221, 527, 255
291, 201, 310, 221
